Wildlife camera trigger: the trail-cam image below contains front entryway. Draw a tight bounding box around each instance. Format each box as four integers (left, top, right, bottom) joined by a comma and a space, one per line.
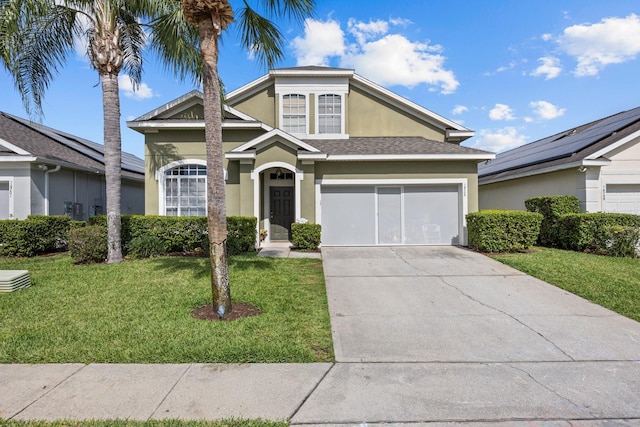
270, 186, 294, 240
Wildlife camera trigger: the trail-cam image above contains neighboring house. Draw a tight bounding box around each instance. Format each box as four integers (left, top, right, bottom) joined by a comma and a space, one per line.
128, 66, 493, 246
479, 106, 640, 215
0, 112, 145, 220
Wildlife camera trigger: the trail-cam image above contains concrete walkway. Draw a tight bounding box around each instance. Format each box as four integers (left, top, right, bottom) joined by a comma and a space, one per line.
2, 246, 640, 425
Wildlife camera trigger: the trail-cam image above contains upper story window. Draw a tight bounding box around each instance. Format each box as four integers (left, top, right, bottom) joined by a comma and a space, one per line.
282, 94, 306, 134
318, 94, 342, 134
165, 164, 206, 216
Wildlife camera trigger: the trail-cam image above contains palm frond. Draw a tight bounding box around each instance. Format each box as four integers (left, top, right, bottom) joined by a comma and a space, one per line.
147, 3, 201, 84
257, 0, 315, 23
2, 0, 78, 117
115, 8, 146, 85
237, 1, 284, 69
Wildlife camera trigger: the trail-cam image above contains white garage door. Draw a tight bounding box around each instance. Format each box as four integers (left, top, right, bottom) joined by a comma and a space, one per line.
321, 185, 461, 246
604, 184, 640, 215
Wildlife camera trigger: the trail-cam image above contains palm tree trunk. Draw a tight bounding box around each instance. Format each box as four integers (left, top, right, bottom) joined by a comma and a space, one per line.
101, 73, 123, 263
199, 19, 231, 317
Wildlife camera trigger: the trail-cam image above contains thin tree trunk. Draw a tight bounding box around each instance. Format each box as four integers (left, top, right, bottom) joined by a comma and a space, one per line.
101, 73, 123, 263
199, 19, 231, 317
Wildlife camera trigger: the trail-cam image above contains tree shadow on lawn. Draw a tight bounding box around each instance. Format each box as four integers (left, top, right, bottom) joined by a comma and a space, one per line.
146, 252, 274, 281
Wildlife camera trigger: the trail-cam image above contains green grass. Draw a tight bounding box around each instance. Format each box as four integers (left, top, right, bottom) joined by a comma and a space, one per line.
0, 254, 333, 363
491, 247, 640, 322
0, 420, 287, 427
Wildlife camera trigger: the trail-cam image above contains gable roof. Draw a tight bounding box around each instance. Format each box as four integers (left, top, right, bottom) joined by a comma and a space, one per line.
225, 66, 473, 142
127, 90, 272, 132
479, 106, 640, 184
0, 112, 144, 180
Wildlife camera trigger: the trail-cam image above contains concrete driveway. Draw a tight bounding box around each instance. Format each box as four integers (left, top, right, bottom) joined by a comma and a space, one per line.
291, 245, 640, 424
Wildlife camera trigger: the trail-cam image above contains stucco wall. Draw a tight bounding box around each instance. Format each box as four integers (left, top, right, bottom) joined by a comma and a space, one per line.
231, 86, 276, 127
479, 168, 580, 211
347, 86, 445, 140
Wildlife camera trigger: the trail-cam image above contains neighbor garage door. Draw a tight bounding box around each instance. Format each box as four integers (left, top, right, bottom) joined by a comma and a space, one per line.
320, 184, 462, 246
604, 184, 640, 215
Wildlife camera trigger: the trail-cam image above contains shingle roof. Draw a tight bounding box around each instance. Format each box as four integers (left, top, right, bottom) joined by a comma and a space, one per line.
0, 112, 144, 180
304, 136, 492, 157
479, 106, 640, 181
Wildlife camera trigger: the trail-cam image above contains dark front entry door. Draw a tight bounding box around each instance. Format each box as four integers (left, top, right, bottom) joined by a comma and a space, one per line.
270, 187, 294, 241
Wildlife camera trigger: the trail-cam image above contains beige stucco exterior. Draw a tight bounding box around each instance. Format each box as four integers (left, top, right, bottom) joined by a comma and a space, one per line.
479, 169, 580, 211
131, 68, 488, 245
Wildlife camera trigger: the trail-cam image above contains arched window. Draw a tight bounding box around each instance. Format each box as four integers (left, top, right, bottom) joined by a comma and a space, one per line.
164, 164, 206, 216
318, 94, 342, 134
282, 94, 306, 134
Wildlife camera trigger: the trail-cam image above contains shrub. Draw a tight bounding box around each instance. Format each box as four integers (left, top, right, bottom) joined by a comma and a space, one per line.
226, 216, 258, 255
291, 223, 322, 250
126, 235, 167, 259
558, 212, 640, 252
0, 216, 71, 256
603, 225, 640, 258
69, 226, 108, 264
467, 210, 543, 253
525, 196, 580, 247
89, 215, 257, 255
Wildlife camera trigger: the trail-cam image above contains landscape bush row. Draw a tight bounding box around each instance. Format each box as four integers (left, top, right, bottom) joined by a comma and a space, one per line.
468, 195, 640, 257
1, 215, 323, 263
0, 215, 257, 261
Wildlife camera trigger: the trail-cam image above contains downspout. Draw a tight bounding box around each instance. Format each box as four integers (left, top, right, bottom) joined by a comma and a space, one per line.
43, 165, 61, 215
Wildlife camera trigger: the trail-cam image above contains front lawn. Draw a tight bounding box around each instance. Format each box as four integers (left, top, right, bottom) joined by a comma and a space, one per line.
0, 253, 333, 363
492, 247, 640, 322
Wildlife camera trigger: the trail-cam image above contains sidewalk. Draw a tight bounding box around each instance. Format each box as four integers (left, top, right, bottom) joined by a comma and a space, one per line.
2, 246, 640, 425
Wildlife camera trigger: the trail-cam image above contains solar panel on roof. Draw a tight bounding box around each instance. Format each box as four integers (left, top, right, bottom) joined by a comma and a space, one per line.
480, 107, 640, 176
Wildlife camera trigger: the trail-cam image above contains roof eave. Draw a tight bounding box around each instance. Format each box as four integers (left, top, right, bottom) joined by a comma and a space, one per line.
479, 158, 611, 185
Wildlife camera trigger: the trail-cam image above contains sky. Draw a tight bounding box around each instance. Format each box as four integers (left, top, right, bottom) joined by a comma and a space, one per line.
2, 0, 640, 159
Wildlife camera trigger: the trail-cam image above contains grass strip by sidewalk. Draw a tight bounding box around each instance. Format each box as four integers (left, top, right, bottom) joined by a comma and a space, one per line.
0, 420, 288, 427
0, 253, 333, 363
492, 247, 640, 322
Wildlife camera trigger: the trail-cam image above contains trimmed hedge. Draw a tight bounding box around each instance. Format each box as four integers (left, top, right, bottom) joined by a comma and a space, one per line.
88, 215, 257, 256
525, 195, 580, 247
558, 212, 640, 253
603, 225, 640, 258
291, 223, 321, 250
69, 225, 108, 264
0, 215, 71, 256
467, 210, 543, 253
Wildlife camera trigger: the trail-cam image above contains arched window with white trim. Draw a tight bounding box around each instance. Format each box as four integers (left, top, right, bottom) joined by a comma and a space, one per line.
282, 94, 306, 134
164, 164, 207, 216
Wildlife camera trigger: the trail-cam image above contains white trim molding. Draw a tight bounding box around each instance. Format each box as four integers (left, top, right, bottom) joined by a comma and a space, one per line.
231, 128, 321, 153
156, 159, 210, 216
251, 161, 303, 244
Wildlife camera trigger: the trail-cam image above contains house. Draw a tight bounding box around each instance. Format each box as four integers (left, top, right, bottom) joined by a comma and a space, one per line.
479, 106, 640, 214
0, 112, 145, 220
127, 66, 494, 246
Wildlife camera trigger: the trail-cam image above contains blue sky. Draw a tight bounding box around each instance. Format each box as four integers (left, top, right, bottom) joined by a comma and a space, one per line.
2, 0, 640, 159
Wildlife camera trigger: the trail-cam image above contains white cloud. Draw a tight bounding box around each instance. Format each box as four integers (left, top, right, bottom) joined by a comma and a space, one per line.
557, 14, 640, 76
291, 18, 345, 66
452, 105, 468, 115
118, 75, 154, 100
530, 100, 566, 120
291, 17, 459, 94
389, 17, 413, 27
541, 33, 553, 41
347, 18, 389, 45
489, 103, 515, 121
470, 127, 528, 153
530, 56, 562, 79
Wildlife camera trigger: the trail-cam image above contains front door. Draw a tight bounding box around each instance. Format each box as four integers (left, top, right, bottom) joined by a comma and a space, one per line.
270, 187, 294, 241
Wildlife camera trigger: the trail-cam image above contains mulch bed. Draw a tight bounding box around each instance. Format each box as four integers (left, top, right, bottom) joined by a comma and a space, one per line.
191, 302, 261, 321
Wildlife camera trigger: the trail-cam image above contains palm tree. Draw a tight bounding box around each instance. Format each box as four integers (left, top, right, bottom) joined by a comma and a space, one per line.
175, 0, 315, 318
0, 0, 200, 263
